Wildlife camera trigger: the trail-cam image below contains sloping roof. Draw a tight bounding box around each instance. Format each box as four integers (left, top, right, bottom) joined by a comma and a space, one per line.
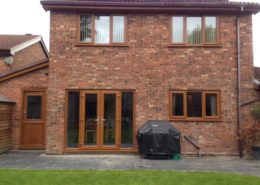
0, 35, 49, 56
41, 0, 260, 14
0, 35, 38, 50
0, 95, 15, 103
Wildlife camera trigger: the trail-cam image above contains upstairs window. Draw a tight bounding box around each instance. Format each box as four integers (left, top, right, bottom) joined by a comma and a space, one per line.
170, 91, 220, 121
80, 15, 126, 45
171, 16, 218, 45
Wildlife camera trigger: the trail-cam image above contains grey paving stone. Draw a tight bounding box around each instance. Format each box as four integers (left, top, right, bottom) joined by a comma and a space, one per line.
0, 151, 260, 176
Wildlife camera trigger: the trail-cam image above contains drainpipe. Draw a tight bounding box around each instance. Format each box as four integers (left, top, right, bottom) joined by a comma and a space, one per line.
237, 6, 244, 158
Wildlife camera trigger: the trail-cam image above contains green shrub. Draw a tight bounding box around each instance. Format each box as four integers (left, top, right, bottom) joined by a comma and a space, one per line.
251, 105, 260, 121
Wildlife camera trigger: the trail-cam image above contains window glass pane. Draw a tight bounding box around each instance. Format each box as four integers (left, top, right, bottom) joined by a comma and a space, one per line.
172, 93, 184, 116
187, 92, 202, 117
121, 92, 134, 148
113, 16, 125, 43
67, 92, 80, 148
95, 16, 110, 44
103, 94, 116, 145
206, 94, 218, 116
80, 15, 92, 42
172, 17, 184, 43
187, 17, 202, 44
27, 96, 42, 119
205, 16, 217, 43
85, 94, 98, 146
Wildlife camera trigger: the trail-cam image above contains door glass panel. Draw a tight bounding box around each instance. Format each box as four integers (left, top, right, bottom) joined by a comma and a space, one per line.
67, 92, 80, 148
121, 92, 133, 148
103, 94, 116, 146
85, 94, 98, 146
27, 96, 42, 119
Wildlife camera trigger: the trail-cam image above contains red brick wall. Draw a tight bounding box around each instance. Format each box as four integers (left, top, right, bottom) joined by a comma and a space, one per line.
0, 67, 48, 149
46, 12, 256, 155
239, 15, 260, 154
0, 42, 47, 74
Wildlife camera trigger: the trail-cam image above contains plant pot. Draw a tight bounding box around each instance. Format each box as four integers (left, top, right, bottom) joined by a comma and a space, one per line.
252, 146, 260, 160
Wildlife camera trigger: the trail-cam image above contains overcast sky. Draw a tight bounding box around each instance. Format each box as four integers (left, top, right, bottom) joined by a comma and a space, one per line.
0, 0, 259, 66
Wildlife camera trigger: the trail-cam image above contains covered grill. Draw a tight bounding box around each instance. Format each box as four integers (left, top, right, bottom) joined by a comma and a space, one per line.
137, 120, 181, 157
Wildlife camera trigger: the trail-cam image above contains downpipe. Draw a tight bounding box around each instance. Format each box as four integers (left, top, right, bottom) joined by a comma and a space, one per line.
237, 7, 243, 158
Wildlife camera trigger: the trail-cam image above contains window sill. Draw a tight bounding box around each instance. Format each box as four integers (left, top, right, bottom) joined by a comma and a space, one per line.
168, 44, 221, 48
169, 118, 222, 122
76, 43, 129, 47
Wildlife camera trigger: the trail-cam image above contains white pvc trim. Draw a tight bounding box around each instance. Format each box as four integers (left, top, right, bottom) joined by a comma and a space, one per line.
10, 36, 42, 55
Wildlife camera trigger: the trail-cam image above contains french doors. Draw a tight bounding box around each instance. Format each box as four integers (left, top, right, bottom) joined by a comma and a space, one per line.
80, 90, 121, 150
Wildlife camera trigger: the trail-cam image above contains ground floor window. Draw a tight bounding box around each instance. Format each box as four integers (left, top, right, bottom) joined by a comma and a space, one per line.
66, 90, 135, 150
169, 90, 220, 121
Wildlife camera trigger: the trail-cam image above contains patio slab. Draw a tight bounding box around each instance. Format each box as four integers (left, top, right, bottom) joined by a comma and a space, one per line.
0, 151, 260, 176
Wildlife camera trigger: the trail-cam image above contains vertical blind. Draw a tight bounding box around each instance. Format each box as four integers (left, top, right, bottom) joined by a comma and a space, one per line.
206, 94, 217, 116
80, 15, 92, 42
172, 17, 184, 43
80, 15, 125, 44
95, 16, 110, 44
187, 17, 202, 44
113, 16, 125, 43
205, 16, 217, 43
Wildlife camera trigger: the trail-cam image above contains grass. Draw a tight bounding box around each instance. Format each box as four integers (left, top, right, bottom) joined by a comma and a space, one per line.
0, 170, 260, 185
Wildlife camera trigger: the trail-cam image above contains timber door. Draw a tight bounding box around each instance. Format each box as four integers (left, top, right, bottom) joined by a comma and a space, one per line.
21, 90, 46, 149
80, 91, 121, 150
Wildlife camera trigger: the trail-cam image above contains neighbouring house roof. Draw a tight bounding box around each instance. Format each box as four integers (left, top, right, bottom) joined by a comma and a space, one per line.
0, 95, 15, 104
0, 35, 49, 57
41, 0, 260, 14
0, 35, 49, 82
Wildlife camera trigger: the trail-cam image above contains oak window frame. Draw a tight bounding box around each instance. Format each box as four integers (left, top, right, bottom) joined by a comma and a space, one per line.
77, 15, 128, 46
170, 16, 219, 47
169, 90, 221, 121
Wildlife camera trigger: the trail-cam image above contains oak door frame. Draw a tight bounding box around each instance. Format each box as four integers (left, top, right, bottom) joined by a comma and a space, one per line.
64, 89, 136, 152
79, 90, 121, 150
20, 88, 47, 149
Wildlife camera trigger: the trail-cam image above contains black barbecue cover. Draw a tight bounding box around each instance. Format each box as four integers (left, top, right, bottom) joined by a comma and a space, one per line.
137, 120, 181, 155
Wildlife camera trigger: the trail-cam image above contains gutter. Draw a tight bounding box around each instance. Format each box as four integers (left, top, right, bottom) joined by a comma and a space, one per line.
41, 1, 260, 14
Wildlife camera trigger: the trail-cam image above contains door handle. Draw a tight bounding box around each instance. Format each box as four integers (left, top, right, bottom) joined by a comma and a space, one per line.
94, 118, 100, 122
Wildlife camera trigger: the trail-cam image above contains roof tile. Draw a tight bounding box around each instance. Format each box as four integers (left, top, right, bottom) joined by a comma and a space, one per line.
0, 35, 39, 51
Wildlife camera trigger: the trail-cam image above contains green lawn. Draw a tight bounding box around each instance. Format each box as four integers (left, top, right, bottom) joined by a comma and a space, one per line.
0, 170, 260, 185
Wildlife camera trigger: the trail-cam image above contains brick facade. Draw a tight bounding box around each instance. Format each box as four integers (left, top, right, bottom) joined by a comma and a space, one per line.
45, 11, 259, 155
0, 42, 47, 74
0, 68, 48, 149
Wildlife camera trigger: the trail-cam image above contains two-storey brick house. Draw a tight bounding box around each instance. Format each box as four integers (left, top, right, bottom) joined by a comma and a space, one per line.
38, 0, 260, 155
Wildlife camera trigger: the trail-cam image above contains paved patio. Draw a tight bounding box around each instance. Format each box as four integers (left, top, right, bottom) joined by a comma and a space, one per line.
1, 151, 260, 176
